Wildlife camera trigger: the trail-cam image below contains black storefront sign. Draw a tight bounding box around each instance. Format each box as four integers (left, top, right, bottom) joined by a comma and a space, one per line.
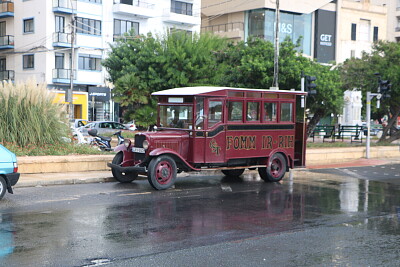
314, 10, 336, 63
88, 86, 110, 102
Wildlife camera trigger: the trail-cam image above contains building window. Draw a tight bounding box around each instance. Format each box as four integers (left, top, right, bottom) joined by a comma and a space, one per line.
0, 21, 5, 37
373, 26, 378, 42
23, 54, 34, 69
351, 23, 356, 41
78, 54, 101, 71
55, 16, 65, 33
114, 19, 139, 38
171, 0, 193, 16
55, 53, 64, 69
359, 19, 370, 42
24, 18, 34, 33
350, 50, 355, 58
76, 17, 101, 36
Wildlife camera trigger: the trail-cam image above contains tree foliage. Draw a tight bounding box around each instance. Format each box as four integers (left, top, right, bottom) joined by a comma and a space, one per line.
103, 31, 227, 125
340, 41, 400, 143
216, 37, 343, 136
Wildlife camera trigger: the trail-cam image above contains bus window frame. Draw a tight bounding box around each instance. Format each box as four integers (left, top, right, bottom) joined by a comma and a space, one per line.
262, 100, 278, 123
246, 101, 261, 123
227, 100, 244, 123
279, 101, 295, 123
207, 98, 224, 129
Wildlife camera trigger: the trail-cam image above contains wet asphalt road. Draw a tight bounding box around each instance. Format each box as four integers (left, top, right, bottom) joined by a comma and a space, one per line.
0, 165, 400, 267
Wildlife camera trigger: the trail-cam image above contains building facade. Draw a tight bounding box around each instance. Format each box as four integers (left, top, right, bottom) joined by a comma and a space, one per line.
201, 0, 388, 64
0, 0, 200, 120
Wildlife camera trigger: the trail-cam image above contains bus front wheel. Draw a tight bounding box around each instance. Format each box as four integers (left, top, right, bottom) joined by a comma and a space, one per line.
258, 153, 287, 182
148, 155, 177, 190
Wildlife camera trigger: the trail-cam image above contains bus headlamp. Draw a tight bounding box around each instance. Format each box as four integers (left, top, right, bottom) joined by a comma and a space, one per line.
142, 140, 149, 150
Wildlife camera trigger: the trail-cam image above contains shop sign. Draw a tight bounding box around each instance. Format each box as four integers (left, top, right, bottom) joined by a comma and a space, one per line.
88, 87, 110, 102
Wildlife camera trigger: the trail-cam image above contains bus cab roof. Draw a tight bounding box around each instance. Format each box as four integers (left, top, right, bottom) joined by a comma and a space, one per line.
152, 86, 307, 97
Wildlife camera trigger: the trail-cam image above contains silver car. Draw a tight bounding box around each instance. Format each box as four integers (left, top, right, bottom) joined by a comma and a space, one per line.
79, 121, 131, 136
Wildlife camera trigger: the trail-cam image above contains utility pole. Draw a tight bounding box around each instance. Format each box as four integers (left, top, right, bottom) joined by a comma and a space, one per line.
272, 0, 280, 89
66, 10, 76, 122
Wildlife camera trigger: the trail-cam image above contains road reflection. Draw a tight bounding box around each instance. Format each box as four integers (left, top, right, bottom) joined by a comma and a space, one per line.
1, 171, 400, 266
0, 213, 14, 259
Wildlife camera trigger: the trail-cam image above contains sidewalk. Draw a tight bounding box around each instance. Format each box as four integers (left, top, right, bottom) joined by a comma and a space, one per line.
15, 155, 400, 188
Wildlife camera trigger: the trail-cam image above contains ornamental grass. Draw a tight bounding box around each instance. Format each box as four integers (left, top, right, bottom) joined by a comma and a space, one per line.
0, 80, 69, 148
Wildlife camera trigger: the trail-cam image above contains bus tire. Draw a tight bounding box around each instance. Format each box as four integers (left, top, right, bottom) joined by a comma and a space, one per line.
148, 155, 177, 190
258, 153, 287, 182
221, 169, 245, 177
111, 152, 138, 183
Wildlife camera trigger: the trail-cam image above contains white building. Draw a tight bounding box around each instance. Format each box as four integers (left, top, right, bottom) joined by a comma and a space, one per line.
0, 0, 200, 120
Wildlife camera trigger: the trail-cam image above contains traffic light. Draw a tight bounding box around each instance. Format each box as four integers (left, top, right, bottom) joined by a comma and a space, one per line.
305, 75, 317, 95
379, 79, 391, 99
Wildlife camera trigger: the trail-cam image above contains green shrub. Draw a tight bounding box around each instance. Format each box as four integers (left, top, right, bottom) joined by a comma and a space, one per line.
0, 80, 69, 147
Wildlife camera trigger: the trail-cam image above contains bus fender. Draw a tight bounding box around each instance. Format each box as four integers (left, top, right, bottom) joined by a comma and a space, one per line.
266, 149, 293, 170
113, 144, 127, 153
149, 148, 199, 171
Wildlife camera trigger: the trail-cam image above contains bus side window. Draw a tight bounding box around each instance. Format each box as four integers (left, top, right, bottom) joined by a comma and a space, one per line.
280, 102, 293, 122
247, 102, 260, 121
208, 100, 223, 128
228, 101, 243, 122
264, 102, 277, 122
195, 97, 204, 130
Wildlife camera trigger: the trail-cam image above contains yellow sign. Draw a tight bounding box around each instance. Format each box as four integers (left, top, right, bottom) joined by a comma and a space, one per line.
52, 91, 88, 120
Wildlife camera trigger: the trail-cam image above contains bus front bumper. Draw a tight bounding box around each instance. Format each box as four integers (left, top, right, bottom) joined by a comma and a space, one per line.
107, 163, 147, 173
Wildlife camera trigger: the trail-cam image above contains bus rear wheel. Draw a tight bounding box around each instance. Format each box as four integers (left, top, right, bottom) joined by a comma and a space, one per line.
148, 155, 177, 190
221, 169, 245, 177
258, 153, 287, 182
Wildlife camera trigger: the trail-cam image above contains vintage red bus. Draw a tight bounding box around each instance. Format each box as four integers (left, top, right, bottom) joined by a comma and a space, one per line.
108, 86, 307, 190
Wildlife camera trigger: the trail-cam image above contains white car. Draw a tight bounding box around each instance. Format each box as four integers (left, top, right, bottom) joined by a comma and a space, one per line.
123, 120, 137, 131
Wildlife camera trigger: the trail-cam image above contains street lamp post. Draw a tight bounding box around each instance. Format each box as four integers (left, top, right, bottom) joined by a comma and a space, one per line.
66, 2, 76, 122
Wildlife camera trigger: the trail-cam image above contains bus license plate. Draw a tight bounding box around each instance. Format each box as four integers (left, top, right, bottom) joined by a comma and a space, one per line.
132, 147, 145, 153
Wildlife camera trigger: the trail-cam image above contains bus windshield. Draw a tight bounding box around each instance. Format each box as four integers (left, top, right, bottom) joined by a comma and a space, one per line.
159, 105, 193, 129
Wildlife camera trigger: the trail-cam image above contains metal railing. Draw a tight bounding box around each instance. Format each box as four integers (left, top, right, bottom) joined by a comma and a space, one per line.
115, 0, 154, 9
53, 0, 76, 9
0, 35, 14, 46
53, 32, 72, 44
53, 68, 76, 80
201, 22, 244, 33
0, 70, 14, 81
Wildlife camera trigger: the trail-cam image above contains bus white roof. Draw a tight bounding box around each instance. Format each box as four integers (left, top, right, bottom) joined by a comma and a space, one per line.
152, 86, 306, 96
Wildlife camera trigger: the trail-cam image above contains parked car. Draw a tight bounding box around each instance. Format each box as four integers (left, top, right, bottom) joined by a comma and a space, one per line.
0, 145, 20, 200
72, 119, 88, 128
79, 121, 131, 136
123, 120, 137, 131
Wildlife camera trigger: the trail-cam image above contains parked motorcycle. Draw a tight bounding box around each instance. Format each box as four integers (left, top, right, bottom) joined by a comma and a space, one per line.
88, 129, 125, 151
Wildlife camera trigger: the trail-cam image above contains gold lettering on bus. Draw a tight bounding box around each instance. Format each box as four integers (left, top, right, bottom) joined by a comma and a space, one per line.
226, 136, 256, 150
262, 136, 273, 149
278, 135, 294, 148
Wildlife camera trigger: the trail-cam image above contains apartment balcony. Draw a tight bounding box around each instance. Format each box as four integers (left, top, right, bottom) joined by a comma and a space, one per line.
201, 22, 244, 40
53, 32, 73, 47
0, 70, 14, 81
53, 0, 77, 14
0, 35, 14, 49
0, 1, 14, 18
52, 68, 76, 84
113, 0, 155, 18
163, 8, 200, 26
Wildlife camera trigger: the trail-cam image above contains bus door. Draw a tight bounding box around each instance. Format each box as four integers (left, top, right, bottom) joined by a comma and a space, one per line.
205, 99, 225, 163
